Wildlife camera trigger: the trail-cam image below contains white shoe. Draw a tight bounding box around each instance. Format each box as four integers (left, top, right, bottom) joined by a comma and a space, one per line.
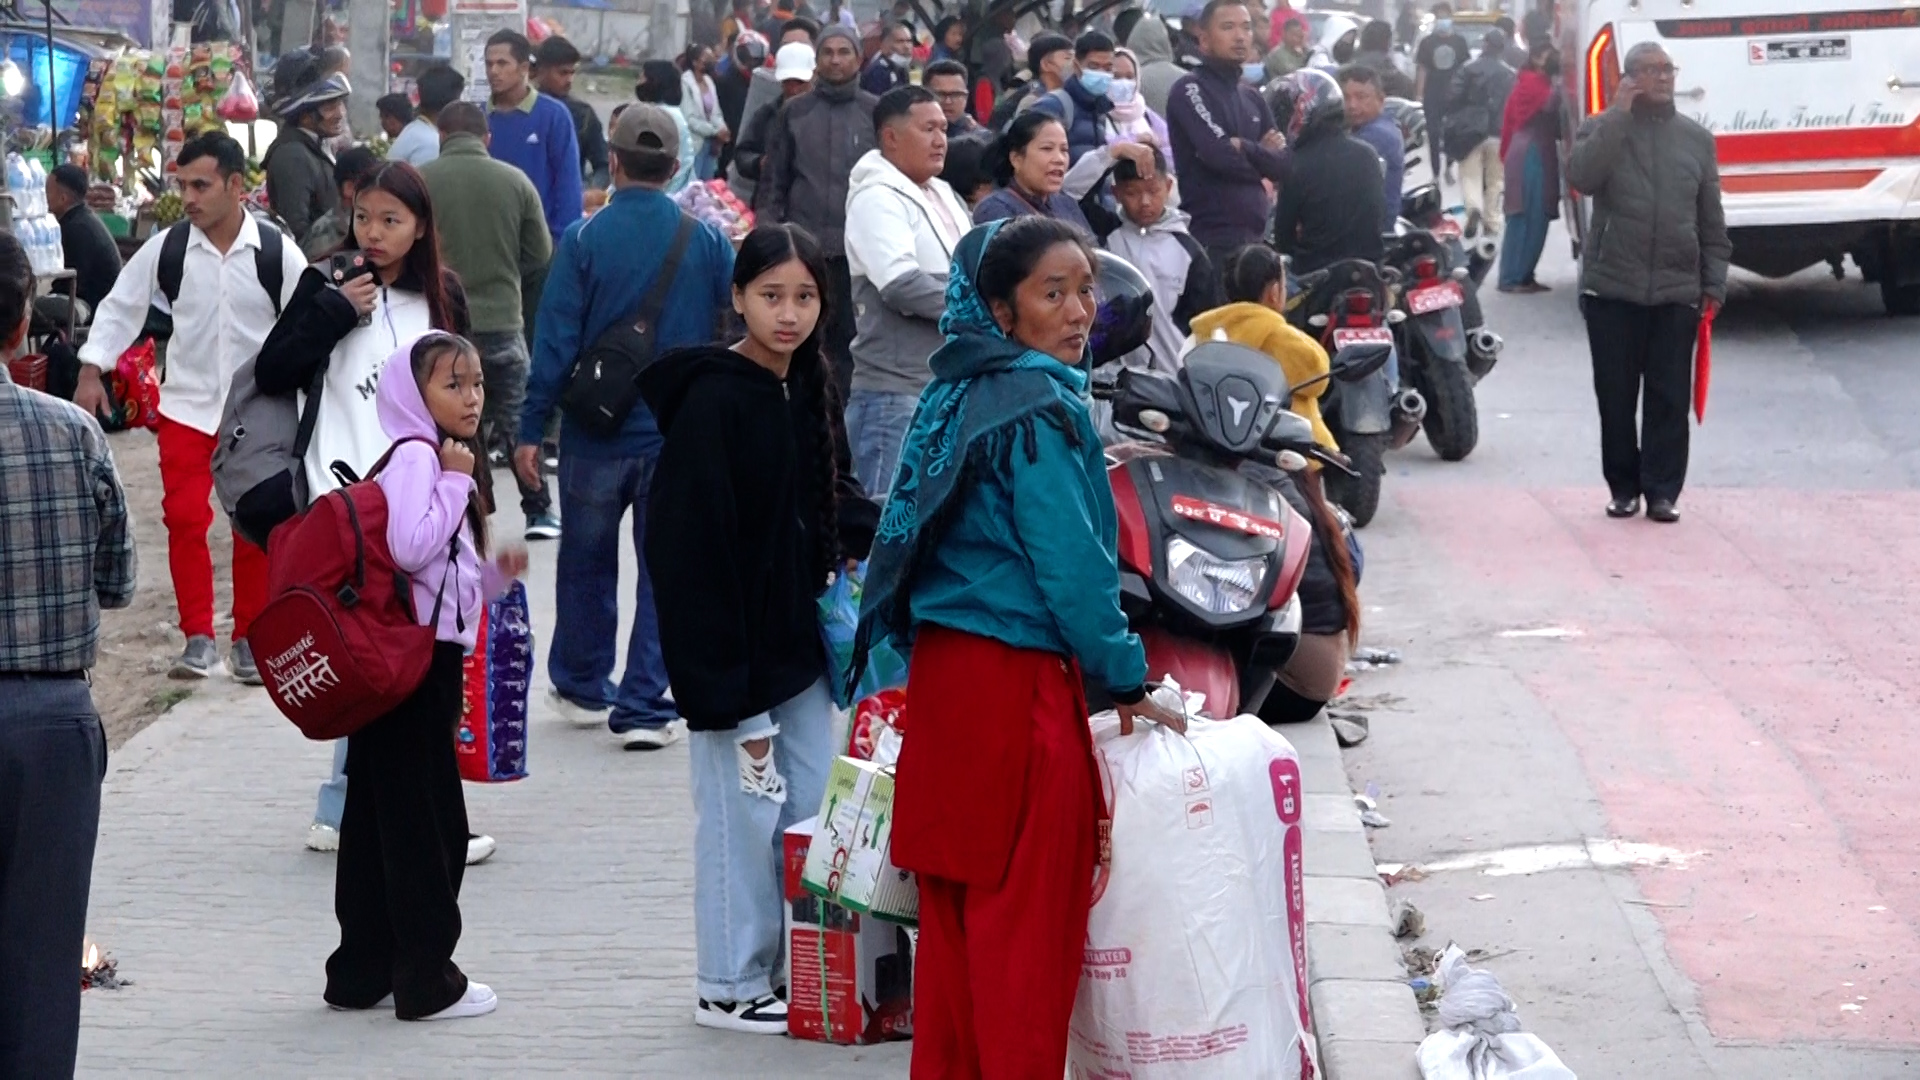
465, 833, 496, 866
547, 688, 611, 730
695, 993, 787, 1035
328, 992, 393, 1012
621, 720, 685, 751
306, 824, 340, 852
416, 981, 497, 1021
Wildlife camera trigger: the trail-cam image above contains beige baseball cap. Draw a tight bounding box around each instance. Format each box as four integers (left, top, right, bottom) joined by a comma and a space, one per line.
609, 102, 679, 153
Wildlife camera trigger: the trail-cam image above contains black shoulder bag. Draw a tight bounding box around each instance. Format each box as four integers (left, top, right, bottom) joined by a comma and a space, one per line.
559, 214, 698, 438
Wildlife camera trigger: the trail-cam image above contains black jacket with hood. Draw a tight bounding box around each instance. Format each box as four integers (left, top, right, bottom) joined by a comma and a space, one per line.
639, 345, 878, 731
1271, 119, 1386, 276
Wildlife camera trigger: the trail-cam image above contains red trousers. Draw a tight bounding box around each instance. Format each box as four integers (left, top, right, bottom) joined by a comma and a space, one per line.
894, 626, 1101, 1080
156, 416, 268, 640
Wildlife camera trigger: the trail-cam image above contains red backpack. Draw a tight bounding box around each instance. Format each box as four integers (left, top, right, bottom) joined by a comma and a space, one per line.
248, 438, 452, 741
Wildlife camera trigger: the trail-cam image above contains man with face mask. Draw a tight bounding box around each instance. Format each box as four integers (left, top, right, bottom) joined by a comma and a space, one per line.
1414, 2, 1470, 181
261, 50, 350, 248
986, 31, 1072, 131
1029, 30, 1119, 164
861, 20, 916, 96
1166, 0, 1289, 273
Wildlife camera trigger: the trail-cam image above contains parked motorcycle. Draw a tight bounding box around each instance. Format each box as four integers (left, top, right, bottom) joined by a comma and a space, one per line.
1285, 259, 1424, 528
1381, 229, 1481, 462
1400, 183, 1504, 381
1095, 339, 1391, 717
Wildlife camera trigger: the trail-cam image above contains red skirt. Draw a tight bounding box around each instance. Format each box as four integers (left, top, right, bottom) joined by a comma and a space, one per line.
895, 625, 1104, 1079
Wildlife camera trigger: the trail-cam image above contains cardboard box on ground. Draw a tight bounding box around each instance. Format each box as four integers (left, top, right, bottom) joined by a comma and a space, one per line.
784, 817, 914, 1045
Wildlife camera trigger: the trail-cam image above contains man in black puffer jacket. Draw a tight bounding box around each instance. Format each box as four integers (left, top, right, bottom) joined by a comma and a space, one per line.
1270, 73, 1385, 276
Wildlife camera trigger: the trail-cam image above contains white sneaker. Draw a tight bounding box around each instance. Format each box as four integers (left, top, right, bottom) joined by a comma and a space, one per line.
621, 720, 685, 751
306, 824, 340, 852
416, 981, 497, 1021
465, 833, 496, 866
695, 993, 787, 1035
547, 688, 611, 730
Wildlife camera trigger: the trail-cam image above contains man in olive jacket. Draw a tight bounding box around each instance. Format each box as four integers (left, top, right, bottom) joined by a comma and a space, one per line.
421, 102, 559, 537
1566, 41, 1730, 525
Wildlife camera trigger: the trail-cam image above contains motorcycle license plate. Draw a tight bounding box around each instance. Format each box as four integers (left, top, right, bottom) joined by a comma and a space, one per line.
1432, 218, 1462, 240
1331, 327, 1393, 347
1408, 281, 1464, 315
1171, 496, 1287, 540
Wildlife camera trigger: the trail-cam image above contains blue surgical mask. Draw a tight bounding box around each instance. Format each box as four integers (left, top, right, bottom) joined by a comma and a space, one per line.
1435, 17, 1453, 32
1108, 77, 1139, 105
1079, 69, 1114, 97
1242, 61, 1266, 84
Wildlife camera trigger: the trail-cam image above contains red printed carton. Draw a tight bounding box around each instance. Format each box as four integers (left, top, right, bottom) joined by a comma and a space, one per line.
784, 818, 914, 1045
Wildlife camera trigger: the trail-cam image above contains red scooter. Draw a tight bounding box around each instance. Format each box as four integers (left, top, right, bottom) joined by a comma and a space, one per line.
1096, 339, 1389, 718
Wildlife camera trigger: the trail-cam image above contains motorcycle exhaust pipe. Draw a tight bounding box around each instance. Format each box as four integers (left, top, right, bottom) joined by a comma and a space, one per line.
1466, 328, 1504, 380
1388, 387, 1427, 450
1471, 236, 1499, 262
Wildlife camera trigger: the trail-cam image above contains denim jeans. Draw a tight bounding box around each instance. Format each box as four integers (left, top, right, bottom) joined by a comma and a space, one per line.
313, 739, 348, 829
473, 330, 553, 518
0, 678, 105, 1079
844, 388, 918, 497
688, 676, 836, 1002
551, 453, 677, 732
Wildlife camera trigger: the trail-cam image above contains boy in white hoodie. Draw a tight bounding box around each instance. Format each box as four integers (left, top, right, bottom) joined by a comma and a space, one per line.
842, 86, 971, 494
1102, 145, 1221, 377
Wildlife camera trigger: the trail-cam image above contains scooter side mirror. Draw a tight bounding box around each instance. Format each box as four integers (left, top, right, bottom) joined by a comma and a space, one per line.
1260, 409, 1318, 451
1330, 343, 1393, 382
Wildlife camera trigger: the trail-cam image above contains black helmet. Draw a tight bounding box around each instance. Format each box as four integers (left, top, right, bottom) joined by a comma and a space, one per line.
733, 30, 769, 71
1269, 68, 1345, 145
1090, 252, 1155, 368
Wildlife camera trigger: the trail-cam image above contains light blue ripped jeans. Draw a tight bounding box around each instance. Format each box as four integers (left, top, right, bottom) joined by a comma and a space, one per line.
314, 740, 348, 830
689, 676, 836, 1003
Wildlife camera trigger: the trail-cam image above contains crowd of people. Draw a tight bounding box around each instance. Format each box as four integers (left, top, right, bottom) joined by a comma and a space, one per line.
1, 0, 1730, 1075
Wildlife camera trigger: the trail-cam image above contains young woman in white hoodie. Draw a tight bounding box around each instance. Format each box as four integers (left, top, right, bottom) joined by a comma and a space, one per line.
254, 161, 492, 863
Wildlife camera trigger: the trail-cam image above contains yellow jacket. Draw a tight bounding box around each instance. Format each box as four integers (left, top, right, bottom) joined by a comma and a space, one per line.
1187, 302, 1337, 451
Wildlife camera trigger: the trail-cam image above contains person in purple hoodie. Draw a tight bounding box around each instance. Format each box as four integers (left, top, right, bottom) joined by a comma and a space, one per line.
322, 333, 527, 1023
1165, 0, 1291, 276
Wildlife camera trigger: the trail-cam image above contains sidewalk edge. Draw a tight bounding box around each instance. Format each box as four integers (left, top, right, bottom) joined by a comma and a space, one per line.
1294, 712, 1424, 1080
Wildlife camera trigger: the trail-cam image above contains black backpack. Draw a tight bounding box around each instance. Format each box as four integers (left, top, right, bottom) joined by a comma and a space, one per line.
142, 218, 286, 342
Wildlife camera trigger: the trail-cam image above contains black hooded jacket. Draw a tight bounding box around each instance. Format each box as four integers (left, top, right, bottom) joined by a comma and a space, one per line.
1271, 119, 1387, 276
640, 345, 878, 731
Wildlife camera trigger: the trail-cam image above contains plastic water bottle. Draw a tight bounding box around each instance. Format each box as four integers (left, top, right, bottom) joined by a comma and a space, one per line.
22, 217, 41, 274
42, 214, 62, 271
27, 157, 46, 216
30, 217, 48, 274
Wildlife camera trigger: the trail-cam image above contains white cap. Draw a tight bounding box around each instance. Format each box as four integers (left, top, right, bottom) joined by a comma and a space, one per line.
774, 42, 816, 82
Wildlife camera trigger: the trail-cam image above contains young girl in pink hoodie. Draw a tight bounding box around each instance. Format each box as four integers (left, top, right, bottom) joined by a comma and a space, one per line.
322, 333, 526, 1021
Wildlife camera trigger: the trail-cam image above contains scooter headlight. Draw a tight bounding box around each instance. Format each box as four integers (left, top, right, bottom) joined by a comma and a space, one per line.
1166, 537, 1264, 615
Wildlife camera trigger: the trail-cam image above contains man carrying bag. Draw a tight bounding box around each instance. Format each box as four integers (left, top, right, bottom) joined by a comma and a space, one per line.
515, 104, 737, 750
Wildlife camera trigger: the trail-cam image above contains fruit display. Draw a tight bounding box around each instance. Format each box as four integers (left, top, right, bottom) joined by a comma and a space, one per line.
673, 180, 754, 243
149, 189, 184, 226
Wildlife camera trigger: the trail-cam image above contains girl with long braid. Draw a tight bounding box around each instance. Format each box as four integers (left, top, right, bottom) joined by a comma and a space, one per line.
637, 224, 876, 1036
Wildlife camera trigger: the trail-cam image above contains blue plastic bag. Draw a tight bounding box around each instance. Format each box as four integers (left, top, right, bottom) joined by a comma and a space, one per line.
820, 565, 909, 708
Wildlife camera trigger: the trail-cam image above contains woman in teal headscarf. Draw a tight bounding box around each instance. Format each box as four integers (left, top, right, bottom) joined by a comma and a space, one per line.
849, 216, 1184, 1075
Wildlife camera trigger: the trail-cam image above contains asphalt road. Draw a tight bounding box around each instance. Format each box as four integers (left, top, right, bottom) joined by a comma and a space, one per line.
1344, 222, 1920, 1078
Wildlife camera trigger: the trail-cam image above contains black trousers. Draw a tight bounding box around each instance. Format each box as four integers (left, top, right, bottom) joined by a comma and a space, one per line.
1583, 295, 1698, 504
825, 255, 857, 404
325, 643, 471, 1019
0, 678, 104, 1079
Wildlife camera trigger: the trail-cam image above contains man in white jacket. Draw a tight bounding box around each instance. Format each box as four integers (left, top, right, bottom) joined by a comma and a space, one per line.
842, 85, 971, 495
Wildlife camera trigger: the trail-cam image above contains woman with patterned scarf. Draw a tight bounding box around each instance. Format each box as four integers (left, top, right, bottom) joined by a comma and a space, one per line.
847, 216, 1185, 1075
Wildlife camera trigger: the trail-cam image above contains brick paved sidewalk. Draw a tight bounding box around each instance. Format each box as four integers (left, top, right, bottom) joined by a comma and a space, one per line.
77, 540, 910, 1078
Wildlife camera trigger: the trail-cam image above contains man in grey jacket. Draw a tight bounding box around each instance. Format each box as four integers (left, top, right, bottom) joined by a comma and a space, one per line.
760, 23, 877, 400
1567, 42, 1730, 524
843, 86, 971, 493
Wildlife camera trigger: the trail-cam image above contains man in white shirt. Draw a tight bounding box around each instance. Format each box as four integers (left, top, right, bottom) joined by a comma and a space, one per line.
842, 85, 970, 494
74, 132, 306, 683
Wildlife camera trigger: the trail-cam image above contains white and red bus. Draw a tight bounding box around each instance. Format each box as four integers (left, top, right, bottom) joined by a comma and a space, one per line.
1554, 0, 1920, 313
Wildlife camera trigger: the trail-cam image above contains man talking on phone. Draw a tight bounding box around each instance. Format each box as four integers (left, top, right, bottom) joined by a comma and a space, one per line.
1566, 42, 1729, 525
